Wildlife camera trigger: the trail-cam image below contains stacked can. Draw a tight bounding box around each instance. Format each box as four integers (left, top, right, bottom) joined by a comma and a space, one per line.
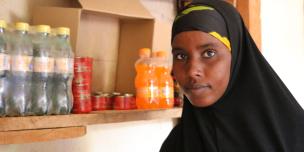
92, 92, 136, 110
72, 57, 93, 113
113, 93, 136, 110
92, 92, 113, 110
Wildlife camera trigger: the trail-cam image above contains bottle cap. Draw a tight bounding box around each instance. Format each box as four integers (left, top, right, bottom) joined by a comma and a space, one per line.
0, 20, 7, 29
156, 51, 167, 57
57, 27, 70, 36
36, 25, 51, 33
15, 22, 29, 31
138, 48, 151, 57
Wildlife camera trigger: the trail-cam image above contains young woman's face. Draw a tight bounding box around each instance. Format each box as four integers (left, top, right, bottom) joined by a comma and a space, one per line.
172, 31, 231, 107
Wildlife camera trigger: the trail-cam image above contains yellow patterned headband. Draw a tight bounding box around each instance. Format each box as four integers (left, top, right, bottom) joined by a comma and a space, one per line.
209, 31, 231, 51
173, 5, 232, 51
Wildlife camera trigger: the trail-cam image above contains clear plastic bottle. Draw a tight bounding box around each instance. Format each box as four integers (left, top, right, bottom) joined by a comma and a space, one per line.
6, 22, 33, 116
155, 51, 174, 109
48, 27, 74, 115
0, 20, 8, 116
28, 25, 53, 116
135, 48, 159, 109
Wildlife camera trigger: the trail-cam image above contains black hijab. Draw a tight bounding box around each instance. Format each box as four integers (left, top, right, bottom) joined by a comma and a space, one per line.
161, 1, 304, 152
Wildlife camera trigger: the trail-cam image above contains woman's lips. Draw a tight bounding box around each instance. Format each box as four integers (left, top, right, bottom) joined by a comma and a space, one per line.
184, 84, 211, 94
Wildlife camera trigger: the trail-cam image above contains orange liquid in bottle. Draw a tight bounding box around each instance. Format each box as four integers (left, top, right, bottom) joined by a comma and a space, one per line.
158, 69, 174, 108
135, 48, 159, 109
155, 51, 174, 109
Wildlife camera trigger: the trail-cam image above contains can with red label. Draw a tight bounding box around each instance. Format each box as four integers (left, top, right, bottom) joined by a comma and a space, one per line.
72, 84, 91, 94
92, 92, 104, 111
73, 93, 92, 113
91, 93, 113, 111
124, 93, 136, 110
72, 57, 93, 113
113, 95, 125, 110
104, 93, 114, 110
74, 57, 93, 73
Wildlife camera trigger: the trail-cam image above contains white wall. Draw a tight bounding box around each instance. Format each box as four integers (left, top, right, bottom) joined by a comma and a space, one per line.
261, 0, 304, 106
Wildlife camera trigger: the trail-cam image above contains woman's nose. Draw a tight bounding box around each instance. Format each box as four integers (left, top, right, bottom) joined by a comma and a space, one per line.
187, 58, 203, 78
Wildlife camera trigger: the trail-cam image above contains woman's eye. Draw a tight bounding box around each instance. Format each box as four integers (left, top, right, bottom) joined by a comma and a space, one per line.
174, 53, 187, 60
202, 49, 216, 58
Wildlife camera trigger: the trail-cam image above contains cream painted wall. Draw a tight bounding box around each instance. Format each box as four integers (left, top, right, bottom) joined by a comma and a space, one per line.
0, 0, 177, 152
261, 0, 304, 106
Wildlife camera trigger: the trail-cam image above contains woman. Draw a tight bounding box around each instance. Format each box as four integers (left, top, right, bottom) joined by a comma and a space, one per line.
161, 0, 304, 151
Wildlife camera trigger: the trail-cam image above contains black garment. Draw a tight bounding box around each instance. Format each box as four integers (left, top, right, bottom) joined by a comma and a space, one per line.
161, 1, 304, 152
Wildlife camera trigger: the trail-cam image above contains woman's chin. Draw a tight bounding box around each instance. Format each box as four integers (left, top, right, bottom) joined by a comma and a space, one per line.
186, 95, 216, 107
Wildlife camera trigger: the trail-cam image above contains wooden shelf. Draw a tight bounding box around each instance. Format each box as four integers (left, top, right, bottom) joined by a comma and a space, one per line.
0, 126, 86, 144
0, 108, 182, 144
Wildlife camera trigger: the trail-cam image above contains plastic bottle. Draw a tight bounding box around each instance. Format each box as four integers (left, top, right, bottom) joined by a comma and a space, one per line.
155, 51, 174, 108
0, 20, 8, 116
48, 27, 74, 115
135, 48, 159, 109
6, 22, 33, 116
28, 25, 53, 115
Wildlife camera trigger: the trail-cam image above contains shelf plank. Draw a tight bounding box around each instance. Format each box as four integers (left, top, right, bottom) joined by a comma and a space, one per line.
0, 126, 86, 144
0, 108, 182, 132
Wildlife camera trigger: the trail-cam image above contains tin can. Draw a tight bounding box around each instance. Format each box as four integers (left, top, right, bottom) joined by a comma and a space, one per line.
72, 84, 91, 94
91, 93, 113, 110
73, 73, 92, 84
92, 92, 112, 110
113, 95, 125, 110
92, 94, 102, 110
124, 93, 136, 110
74, 57, 93, 73
72, 57, 93, 113
73, 93, 92, 113
103, 93, 114, 110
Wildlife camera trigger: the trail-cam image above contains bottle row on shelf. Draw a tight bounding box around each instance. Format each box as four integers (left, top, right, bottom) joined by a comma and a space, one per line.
0, 20, 74, 117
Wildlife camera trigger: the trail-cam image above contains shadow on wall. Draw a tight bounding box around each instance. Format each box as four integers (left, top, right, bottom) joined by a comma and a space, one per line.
0, 0, 76, 23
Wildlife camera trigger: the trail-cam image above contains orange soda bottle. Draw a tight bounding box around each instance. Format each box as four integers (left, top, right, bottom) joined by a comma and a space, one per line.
135, 48, 159, 109
155, 51, 174, 108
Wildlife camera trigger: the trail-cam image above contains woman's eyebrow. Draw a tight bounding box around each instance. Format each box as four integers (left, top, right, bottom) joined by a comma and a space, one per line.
198, 42, 217, 49
172, 47, 184, 52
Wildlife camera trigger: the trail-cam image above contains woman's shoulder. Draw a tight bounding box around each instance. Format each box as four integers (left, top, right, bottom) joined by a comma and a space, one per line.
160, 123, 183, 152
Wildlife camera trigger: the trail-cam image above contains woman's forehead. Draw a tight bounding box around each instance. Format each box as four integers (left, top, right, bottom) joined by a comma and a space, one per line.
172, 31, 226, 48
